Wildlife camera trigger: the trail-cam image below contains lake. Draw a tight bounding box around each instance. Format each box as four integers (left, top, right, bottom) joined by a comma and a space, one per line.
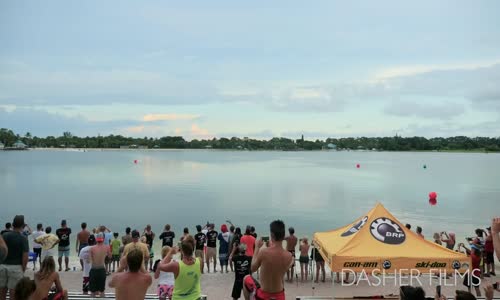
1, 149, 498, 245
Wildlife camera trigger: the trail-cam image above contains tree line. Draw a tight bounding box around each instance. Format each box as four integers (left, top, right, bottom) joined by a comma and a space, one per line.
1, 128, 499, 152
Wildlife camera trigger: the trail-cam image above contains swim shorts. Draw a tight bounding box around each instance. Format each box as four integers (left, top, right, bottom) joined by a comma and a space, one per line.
112, 255, 120, 262
299, 255, 309, 264
244, 275, 285, 300
485, 251, 494, 264
82, 276, 89, 293
89, 267, 106, 292
58, 246, 70, 258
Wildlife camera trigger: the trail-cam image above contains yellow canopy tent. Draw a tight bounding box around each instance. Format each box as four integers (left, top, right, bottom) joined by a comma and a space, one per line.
313, 203, 470, 273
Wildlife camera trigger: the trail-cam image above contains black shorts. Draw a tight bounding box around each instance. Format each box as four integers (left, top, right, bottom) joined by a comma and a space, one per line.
33, 248, 42, 259
463, 273, 480, 287
486, 251, 494, 264
299, 256, 309, 264
89, 268, 107, 292
231, 279, 244, 299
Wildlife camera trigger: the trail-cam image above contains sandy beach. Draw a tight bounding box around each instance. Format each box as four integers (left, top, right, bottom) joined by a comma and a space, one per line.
21, 259, 500, 299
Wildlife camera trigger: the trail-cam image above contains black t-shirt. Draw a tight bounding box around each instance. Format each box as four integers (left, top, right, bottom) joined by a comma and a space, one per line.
233, 255, 251, 281
56, 227, 72, 247
159, 231, 175, 247
194, 232, 206, 250
144, 232, 154, 248
206, 230, 218, 248
2, 231, 29, 265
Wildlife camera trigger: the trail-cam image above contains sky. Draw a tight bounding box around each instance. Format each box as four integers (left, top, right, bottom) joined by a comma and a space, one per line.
1, 1, 500, 140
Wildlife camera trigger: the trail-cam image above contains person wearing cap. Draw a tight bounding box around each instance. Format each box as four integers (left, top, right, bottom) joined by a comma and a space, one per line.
218, 224, 230, 273
55, 220, 72, 272
79, 235, 96, 295
457, 242, 482, 296
0, 215, 29, 300
118, 230, 149, 273
89, 233, 111, 297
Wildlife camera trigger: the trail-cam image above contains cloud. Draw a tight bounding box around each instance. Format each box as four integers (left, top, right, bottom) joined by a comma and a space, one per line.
384, 101, 465, 119
190, 124, 211, 139
143, 113, 200, 122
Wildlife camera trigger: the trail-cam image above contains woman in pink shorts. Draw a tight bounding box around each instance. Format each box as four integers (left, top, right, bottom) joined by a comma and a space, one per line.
154, 246, 175, 300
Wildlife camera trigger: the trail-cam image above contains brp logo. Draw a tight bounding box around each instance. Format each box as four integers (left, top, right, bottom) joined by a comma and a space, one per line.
341, 216, 368, 237
383, 260, 391, 269
370, 218, 406, 245
452, 261, 461, 270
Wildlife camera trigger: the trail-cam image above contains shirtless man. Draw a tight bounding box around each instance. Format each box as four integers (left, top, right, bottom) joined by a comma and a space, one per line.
32, 256, 68, 300
89, 233, 111, 298
284, 227, 297, 282
76, 222, 90, 269
109, 249, 152, 300
243, 220, 293, 300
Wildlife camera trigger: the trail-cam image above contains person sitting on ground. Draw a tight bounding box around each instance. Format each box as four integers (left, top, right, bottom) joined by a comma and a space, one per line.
441, 231, 456, 250
284, 227, 297, 282
433, 232, 442, 245
109, 249, 152, 300
243, 220, 293, 300
457, 242, 481, 297
159, 236, 202, 300
78, 235, 96, 295
89, 233, 111, 298
154, 246, 175, 300
118, 230, 149, 273
111, 233, 121, 273
416, 226, 424, 239
14, 277, 36, 300
194, 225, 206, 274
311, 243, 325, 283
32, 257, 68, 300
299, 237, 310, 282
484, 226, 495, 276
492, 217, 500, 261
399, 285, 425, 300
232, 245, 251, 300
159, 225, 175, 248
31, 224, 45, 271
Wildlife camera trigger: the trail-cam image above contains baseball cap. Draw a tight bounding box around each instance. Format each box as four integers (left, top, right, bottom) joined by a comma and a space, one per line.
131, 230, 140, 239
96, 233, 104, 242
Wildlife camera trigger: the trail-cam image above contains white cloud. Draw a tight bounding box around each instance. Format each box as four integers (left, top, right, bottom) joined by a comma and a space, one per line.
142, 113, 200, 122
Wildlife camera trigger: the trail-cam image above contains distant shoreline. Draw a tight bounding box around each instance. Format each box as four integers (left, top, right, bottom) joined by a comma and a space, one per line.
3, 147, 497, 154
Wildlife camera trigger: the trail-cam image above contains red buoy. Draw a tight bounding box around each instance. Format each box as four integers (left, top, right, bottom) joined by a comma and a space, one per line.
134, 160, 138, 164
356, 164, 360, 169
428, 192, 437, 206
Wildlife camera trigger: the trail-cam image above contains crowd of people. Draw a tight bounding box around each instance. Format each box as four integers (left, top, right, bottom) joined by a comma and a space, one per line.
0, 215, 499, 300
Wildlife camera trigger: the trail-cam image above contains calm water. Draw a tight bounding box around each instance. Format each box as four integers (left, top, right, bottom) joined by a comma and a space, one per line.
1, 150, 499, 244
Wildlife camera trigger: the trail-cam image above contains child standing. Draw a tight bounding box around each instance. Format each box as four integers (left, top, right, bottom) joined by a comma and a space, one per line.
154, 246, 175, 300
111, 232, 121, 272
299, 237, 310, 282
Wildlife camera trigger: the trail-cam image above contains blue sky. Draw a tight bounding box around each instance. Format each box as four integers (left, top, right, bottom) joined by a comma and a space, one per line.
1, 1, 500, 139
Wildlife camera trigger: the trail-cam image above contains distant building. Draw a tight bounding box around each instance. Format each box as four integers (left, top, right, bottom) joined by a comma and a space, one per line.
13, 141, 27, 149
138, 146, 148, 149
120, 145, 129, 149
0, 142, 4, 149
327, 143, 337, 150
153, 145, 160, 149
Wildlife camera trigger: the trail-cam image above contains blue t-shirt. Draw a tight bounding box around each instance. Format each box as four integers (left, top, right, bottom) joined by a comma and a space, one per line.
104, 232, 113, 245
